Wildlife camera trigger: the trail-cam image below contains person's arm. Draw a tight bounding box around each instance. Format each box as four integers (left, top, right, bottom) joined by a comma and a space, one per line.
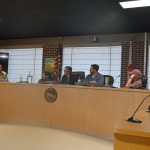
3, 72, 8, 81
83, 74, 104, 86
5, 74, 8, 81
69, 74, 75, 85
89, 80, 97, 83
97, 75, 104, 86
125, 74, 135, 88
81, 75, 91, 86
61, 75, 68, 84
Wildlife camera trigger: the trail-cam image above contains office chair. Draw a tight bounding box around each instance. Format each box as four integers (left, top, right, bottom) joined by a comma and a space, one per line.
72, 71, 85, 82
103, 75, 114, 86
141, 75, 147, 89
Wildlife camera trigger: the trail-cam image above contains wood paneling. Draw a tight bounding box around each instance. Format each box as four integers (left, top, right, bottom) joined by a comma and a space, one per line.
114, 111, 150, 150
0, 83, 150, 139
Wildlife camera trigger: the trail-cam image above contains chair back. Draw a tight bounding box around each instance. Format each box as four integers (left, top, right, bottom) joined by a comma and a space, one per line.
72, 71, 85, 82
141, 75, 147, 89
103, 75, 114, 86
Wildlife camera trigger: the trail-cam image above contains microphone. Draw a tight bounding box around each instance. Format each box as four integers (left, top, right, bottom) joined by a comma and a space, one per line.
127, 94, 150, 123
114, 75, 120, 83
112, 75, 120, 88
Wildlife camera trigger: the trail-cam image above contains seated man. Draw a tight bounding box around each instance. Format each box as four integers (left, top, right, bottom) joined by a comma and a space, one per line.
125, 69, 142, 88
0, 64, 8, 82
61, 66, 75, 85
49, 72, 56, 81
81, 64, 104, 86
38, 72, 49, 83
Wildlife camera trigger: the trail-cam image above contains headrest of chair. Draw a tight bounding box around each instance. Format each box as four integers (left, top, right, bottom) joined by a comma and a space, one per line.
103, 75, 114, 86
72, 71, 85, 82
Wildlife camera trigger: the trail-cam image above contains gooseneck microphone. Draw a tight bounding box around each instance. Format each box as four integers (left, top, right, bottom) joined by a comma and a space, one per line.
127, 94, 150, 123
114, 75, 120, 83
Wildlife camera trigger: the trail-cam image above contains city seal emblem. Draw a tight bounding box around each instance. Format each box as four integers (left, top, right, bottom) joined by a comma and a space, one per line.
44, 87, 57, 103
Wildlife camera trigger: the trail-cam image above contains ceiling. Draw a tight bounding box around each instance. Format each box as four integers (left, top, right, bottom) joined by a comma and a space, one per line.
0, 0, 150, 39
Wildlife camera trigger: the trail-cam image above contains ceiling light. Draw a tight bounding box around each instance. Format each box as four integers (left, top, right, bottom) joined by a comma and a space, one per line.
119, 0, 150, 9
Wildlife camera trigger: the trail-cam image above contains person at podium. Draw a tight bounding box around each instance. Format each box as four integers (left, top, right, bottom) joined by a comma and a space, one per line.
81, 64, 104, 86
0, 64, 8, 82
125, 69, 142, 88
61, 66, 75, 85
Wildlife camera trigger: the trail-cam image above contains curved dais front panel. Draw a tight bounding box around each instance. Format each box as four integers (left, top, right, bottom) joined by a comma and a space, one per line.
0, 83, 149, 139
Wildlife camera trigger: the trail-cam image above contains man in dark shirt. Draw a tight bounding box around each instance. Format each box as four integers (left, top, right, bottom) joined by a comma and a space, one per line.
61, 66, 75, 85
39, 72, 57, 84
82, 64, 104, 86
38, 72, 48, 83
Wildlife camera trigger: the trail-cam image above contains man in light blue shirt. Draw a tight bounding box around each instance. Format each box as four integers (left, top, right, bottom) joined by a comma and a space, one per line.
81, 64, 104, 86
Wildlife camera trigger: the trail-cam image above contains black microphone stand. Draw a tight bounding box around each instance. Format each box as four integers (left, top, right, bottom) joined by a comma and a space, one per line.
147, 105, 150, 113
127, 94, 150, 123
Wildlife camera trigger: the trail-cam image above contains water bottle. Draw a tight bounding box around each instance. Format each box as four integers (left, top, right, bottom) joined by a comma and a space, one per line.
78, 77, 81, 84
27, 71, 33, 83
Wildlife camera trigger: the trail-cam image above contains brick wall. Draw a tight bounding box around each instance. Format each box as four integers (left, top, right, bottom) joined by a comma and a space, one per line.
42, 41, 146, 86
121, 41, 145, 87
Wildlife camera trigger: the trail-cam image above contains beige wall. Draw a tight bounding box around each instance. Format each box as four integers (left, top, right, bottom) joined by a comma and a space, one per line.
0, 33, 147, 48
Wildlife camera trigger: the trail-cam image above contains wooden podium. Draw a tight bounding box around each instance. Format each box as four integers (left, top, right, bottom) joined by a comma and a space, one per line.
114, 111, 150, 150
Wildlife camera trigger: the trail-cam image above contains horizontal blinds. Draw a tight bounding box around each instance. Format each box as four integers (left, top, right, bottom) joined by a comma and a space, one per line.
0, 48, 43, 83
62, 46, 121, 87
